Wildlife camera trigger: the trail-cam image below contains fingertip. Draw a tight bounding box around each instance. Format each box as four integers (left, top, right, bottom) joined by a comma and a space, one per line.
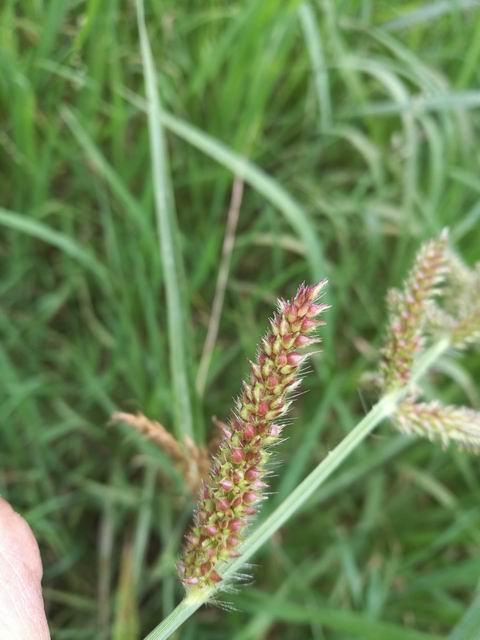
0, 497, 50, 639
0, 497, 43, 580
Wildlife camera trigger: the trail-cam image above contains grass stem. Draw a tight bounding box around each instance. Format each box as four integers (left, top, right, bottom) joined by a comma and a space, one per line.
143, 338, 450, 640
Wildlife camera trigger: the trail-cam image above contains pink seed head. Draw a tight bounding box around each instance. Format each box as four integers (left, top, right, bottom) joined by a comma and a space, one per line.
205, 525, 217, 536
243, 423, 255, 440
270, 424, 283, 437
219, 479, 233, 491
179, 279, 330, 588
243, 491, 258, 505
229, 519, 242, 532
285, 304, 297, 322
302, 318, 316, 331
217, 499, 230, 512
245, 467, 260, 481
306, 304, 321, 318
297, 303, 310, 317
231, 448, 244, 464
257, 402, 269, 416
268, 375, 279, 388
281, 333, 295, 349
232, 470, 243, 483
246, 450, 261, 464
231, 496, 242, 509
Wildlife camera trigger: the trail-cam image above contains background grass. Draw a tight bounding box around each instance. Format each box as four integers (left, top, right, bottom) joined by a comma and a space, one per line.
1, 1, 480, 638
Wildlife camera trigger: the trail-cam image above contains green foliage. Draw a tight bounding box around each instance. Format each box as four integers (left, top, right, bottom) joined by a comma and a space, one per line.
1, 1, 480, 638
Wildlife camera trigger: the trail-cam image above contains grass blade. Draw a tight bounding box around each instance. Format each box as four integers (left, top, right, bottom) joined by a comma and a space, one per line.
383, 0, 480, 32
158, 111, 325, 280
449, 584, 480, 640
61, 107, 144, 221
112, 544, 140, 640
0, 206, 108, 284
298, 2, 332, 131
238, 592, 444, 640
136, 0, 196, 441
119, 91, 326, 278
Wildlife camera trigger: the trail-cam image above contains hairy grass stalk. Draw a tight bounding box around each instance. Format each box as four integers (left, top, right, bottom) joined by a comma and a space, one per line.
143, 337, 451, 640
144, 232, 480, 638
180, 282, 329, 588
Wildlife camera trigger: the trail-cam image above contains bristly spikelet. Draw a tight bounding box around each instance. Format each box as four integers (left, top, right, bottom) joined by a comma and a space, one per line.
442, 250, 477, 309
427, 251, 480, 349
376, 234, 480, 455
445, 253, 480, 349
450, 303, 480, 348
394, 400, 480, 454
379, 231, 449, 391
179, 281, 329, 590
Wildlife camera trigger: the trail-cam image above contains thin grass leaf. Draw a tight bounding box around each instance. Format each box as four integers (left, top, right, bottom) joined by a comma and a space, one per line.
238, 591, 444, 640
135, 0, 196, 441
32, 0, 72, 70
112, 544, 140, 640
344, 91, 480, 118
383, 0, 479, 32
61, 107, 146, 223
449, 584, 480, 640
56, 70, 325, 280
158, 111, 326, 280
298, 2, 332, 131
118, 92, 326, 278
0, 207, 108, 284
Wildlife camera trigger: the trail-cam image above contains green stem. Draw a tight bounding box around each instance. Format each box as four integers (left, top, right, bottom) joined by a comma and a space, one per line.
223, 392, 394, 579
143, 596, 205, 640
142, 337, 450, 640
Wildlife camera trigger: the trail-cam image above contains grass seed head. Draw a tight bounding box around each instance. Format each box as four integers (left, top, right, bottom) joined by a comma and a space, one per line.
394, 400, 480, 454
180, 281, 328, 590
379, 231, 449, 390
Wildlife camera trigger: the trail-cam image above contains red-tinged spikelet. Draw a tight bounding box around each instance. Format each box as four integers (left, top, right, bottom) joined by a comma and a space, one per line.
179, 281, 328, 590
379, 231, 449, 390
